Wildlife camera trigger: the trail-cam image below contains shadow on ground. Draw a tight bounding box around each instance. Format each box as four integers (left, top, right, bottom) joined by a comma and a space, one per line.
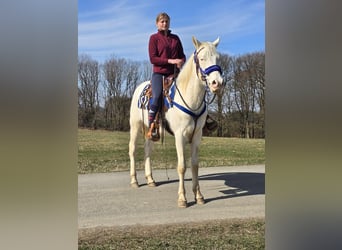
152, 171, 265, 206
199, 172, 265, 203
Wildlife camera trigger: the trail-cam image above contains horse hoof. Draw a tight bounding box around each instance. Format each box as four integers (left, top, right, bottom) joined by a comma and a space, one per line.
196, 197, 205, 205
178, 200, 187, 208
147, 181, 157, 187
130, 182, 139, 188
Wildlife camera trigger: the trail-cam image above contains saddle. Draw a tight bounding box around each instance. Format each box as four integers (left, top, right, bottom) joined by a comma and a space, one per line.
139, 74, 175, 108
139, 74, 177, 139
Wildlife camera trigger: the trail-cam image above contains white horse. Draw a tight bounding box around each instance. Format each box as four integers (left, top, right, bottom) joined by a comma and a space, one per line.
129, 36, 223, 207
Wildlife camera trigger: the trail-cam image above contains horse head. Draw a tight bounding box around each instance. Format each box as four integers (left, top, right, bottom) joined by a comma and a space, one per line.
192, 36, 223, 94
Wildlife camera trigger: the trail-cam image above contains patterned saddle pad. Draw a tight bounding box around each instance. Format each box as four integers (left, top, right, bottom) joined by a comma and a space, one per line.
137, 82, 176, 110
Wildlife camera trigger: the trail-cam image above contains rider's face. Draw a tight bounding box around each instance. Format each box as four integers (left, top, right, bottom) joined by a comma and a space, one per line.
156, 18, 170, 31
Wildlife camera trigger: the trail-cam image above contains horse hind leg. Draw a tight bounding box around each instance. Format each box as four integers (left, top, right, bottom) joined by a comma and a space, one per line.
129, 121, 140, 188
144, 139, 156, 187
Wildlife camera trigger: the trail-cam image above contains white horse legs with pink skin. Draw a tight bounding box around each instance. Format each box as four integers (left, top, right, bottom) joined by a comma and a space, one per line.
129, 121, 156, 188
191, 135, 204, 204
144, 139, 156, 186
129, 123, 139, 188
175, 133, 187, 207
175, 130, 204, 207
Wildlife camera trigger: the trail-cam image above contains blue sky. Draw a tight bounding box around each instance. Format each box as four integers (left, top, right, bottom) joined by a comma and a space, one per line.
78, 0, 264, 63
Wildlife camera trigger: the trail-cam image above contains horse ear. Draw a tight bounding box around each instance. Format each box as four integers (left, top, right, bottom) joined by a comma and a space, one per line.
192, 36, 201, 49
212, 37, 220, 47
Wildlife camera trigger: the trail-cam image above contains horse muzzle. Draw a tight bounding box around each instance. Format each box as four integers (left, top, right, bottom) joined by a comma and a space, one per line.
208, 75, 223, 94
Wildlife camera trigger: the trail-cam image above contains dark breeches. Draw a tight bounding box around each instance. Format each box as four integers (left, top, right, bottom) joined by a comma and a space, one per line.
150, 73, 164, 112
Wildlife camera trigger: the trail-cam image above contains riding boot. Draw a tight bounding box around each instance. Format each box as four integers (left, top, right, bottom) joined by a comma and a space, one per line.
147, 110, 160, 141
147, 121, 160, 141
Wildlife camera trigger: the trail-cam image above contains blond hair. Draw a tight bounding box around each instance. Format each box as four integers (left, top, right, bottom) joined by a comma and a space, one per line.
155, 12, 170, 23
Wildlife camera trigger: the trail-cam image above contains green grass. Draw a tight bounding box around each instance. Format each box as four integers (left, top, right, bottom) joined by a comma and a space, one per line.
78, 128, 265, 174
78, 218, 265, 250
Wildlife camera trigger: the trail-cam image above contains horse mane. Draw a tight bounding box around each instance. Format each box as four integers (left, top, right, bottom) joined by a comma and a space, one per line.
176, 53, 195, 93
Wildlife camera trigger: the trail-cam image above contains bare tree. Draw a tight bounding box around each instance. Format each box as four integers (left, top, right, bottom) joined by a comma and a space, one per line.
140, 60, 153, 83
214, 53, 234, 137
252, 52, 265, 137
231, 52, 265, 138
232, 55, 253, 138
78, 54, 100, 128
122, 60, 141, 131
125, 60, 140, 98
103, 55, 126, 130
103, 56, 126, 97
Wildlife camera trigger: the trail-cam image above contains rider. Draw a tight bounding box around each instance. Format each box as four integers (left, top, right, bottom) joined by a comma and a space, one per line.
147, 12, 218, 140
147, 12, 185, 140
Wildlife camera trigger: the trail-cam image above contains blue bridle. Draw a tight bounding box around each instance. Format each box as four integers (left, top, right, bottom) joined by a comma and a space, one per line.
193, 49, 222, 81
167, 49, 222, 121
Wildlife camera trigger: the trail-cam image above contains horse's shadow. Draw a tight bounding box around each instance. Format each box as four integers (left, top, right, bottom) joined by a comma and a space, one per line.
199, 172, 265, 203
154, 171, 265, 206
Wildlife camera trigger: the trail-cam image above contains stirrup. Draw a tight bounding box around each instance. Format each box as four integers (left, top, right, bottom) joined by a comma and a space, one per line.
205, 115, 218, 131
147, 122, 160, 141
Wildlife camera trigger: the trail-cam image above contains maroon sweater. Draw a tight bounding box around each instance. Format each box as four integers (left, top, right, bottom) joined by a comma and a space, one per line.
148, 30, 186, 75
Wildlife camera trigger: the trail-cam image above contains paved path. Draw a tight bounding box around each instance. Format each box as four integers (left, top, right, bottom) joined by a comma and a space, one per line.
78, 165, 265, 229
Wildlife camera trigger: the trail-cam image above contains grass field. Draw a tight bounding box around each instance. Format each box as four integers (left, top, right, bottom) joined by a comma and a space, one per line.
79, 218, 265, 250
78, 128, 265, 174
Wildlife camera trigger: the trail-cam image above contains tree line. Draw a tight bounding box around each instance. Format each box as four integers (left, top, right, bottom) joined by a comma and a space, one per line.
78, 51, 265, 138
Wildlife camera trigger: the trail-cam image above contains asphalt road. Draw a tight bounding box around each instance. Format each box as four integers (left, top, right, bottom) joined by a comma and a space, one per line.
78, 165, 265, 229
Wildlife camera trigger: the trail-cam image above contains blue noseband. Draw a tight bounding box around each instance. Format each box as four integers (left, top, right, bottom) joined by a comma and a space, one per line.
202, 64, 222, 75
193, 50, 222, 80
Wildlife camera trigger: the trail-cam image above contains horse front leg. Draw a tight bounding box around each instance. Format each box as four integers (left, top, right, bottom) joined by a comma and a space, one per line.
175, 134, 187, 207
144, 139, 156, 187
191, 139, 205, 204
191, 133, 204, 204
